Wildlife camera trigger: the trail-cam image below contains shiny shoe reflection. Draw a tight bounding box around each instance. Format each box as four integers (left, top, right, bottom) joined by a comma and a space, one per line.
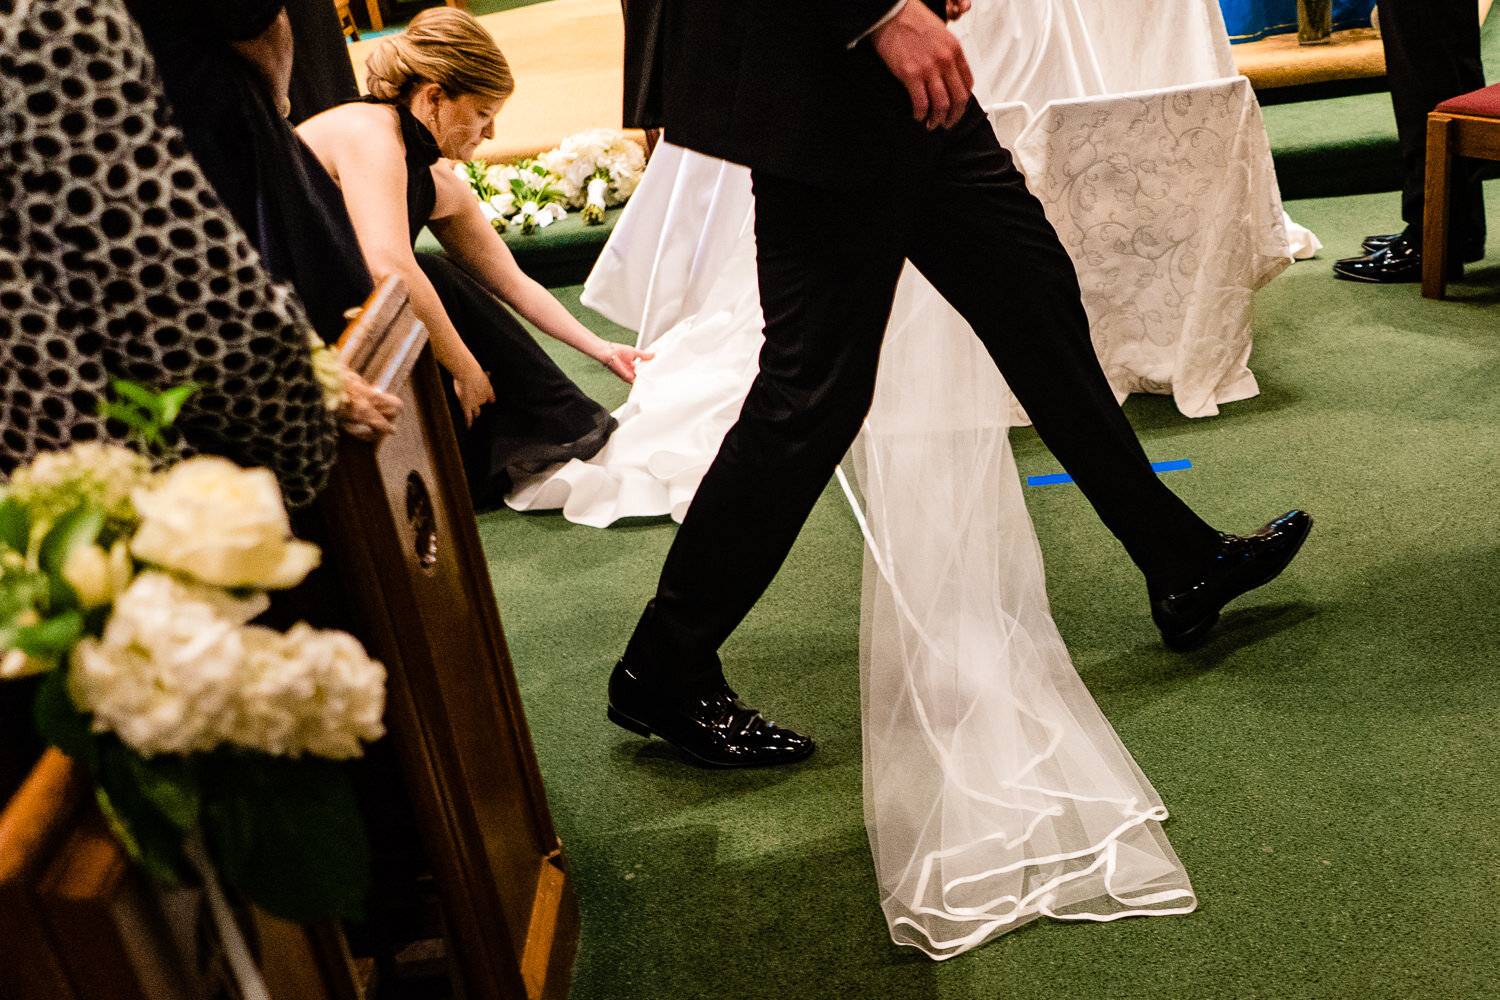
1361, 231, 1484, 262
608, 659, 815, 767
1333, 235, 1461, 283
1152, 510, 1313, 651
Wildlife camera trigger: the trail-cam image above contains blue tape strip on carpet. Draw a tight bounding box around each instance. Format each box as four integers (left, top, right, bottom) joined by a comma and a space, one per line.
1027, 459, 1192, 486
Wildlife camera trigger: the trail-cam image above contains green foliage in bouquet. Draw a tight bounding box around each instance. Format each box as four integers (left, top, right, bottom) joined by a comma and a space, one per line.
1, 382, 384, 923
100, 377, 199, 459
457, 159, 501, 201
508, 156, 565, 207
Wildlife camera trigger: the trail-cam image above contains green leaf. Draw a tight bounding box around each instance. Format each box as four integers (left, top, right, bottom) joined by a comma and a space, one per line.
98, 399, 150, 432
0, 497, 31, 554
106, 378, 159, 411
201, 753, 371, 922
0, 574, 45, 628
96, 741, 188, 884
124, 752, 201, 830
46, 571, 81, 617
13, 610, 82, 660
38, 503, 104, 575
33, 664, 98, 767
154, 382, 201, 427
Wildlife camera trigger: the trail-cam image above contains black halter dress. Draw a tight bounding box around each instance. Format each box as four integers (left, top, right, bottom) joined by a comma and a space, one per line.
386, 102, 617, 508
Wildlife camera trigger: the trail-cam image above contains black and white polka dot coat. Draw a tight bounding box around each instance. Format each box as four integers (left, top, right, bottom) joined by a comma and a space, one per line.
0, 0, 337, 506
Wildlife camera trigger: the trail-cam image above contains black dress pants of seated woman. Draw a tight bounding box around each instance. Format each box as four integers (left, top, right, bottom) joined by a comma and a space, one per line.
416, 253, 617, 509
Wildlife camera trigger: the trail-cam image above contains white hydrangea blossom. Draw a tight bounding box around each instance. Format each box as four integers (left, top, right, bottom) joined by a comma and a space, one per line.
5, 442, 155, 525
71, 572, 384, 759
234, 623, 387, 759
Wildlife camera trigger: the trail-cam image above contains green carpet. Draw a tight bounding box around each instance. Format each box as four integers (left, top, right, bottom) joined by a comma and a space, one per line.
472, 181, 1500, 999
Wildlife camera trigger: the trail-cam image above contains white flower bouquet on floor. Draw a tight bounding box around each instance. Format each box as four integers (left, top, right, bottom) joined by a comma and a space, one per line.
1, 383, 384, 922
538, 128, 646, 221
455, 128, 647, 230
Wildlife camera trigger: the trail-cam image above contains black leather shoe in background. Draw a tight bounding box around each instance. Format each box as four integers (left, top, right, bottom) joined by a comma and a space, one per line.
1152, 510, 1313, 651
1361, 231, 1485, 262
608, 659, 815, 767
1333, 234, 1461, 283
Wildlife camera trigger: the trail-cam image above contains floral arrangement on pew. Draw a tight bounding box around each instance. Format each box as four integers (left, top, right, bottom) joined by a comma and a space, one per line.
456, 128, 647, 233
0, 382, 384, 925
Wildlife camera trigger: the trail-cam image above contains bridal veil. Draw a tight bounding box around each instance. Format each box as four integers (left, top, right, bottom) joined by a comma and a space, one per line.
845, 266, 1195, 959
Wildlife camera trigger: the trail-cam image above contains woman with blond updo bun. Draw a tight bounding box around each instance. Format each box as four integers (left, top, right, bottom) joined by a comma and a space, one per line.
298, 8, 651, 506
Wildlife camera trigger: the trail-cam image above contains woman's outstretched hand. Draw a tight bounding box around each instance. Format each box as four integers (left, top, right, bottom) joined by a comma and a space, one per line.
596, 342, 655, 384
453, 364, 496, 425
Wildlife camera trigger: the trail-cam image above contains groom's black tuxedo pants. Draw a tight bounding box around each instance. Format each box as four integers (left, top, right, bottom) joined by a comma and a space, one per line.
631, 101, 1222, 691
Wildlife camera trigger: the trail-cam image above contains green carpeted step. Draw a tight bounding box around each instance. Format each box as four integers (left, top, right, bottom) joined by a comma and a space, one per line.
1262, 90, 1402, 200
415, 203, 621, 287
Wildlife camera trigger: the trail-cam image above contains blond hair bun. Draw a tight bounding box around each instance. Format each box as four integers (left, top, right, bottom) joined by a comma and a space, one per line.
364, 7, 514, 104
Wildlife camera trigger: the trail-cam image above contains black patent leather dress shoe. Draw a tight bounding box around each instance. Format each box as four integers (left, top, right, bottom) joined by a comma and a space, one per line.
1362, 231, 1484, 262
1333, 235, 1461, 283
1152, 510, 1313, 651
607, 659, 815, 767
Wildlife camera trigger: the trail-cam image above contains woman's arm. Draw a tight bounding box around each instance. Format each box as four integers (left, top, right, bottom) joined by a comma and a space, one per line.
427, 166, 653, 383
298, 106, 495, 423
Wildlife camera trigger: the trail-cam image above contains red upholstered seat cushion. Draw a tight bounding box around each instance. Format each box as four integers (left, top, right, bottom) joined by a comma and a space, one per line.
1435, 82, 1500, 119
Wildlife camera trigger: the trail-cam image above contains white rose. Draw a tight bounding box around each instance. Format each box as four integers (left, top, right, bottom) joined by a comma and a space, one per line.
130, 456, 320, 590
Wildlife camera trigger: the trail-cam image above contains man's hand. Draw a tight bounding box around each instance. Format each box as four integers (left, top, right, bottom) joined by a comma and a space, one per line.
872, 1, 973, 131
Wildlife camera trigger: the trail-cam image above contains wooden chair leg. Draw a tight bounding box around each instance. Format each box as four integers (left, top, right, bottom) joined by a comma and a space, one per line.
364, 0, 383, 32
1423, 113, 1455, 299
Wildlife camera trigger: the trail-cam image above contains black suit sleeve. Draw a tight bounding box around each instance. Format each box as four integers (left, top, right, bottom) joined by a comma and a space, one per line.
206, 0, 285, 41
813, 0, 909, 46
621, 0, 665, 128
